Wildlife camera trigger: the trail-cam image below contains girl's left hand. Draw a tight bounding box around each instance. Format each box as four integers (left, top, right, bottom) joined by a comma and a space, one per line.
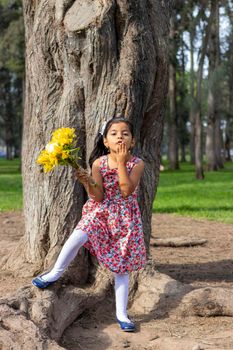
76, 167, 90, 185
116, 142, 130, 165
76, 167, 97, 188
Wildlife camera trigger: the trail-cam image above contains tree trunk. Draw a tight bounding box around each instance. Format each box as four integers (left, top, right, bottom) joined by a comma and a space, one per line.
206, 0, 222, 171
224, 118, 232, 161
194, 36, 204, 180
178, 33, 188, 164
14, 0, 170, 273
194, 109, 204, 179
215, 118, 224, 168
189, 29, 195, 165
225, 4, 233, 162
168, 12, 179, 170
180, 143, 186, 162
193, 13, 211, 180
0, 69, 15, 161
1, 0, 171, 345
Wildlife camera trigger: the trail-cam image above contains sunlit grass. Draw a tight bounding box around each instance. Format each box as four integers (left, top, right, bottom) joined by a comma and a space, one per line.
1, 158, 233, 224
0, 158, 22, 211
154, 161, 233, 224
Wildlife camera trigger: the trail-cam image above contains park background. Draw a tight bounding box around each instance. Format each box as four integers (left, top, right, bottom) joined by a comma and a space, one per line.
0, 1, 233, 349
0, 0, 232, 222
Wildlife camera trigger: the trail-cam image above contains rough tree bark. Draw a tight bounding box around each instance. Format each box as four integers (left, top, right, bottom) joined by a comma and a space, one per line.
1, 0, 172, 346
3, 0, 171, 275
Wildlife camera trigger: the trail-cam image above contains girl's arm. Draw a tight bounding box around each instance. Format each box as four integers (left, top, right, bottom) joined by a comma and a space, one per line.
76, 158, 104, 202
116, 142, 144, 198
118, 160, 144, 198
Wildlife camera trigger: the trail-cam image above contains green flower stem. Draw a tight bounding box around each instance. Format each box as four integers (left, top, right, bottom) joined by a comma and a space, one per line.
67, 159, 97, 188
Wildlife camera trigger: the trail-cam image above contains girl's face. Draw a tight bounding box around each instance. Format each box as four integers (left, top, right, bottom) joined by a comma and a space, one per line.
103, 122, 135, 153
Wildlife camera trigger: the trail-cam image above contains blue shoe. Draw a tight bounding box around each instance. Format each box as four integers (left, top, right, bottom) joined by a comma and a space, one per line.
117, 318, 135, 332
31, 275, 54, 289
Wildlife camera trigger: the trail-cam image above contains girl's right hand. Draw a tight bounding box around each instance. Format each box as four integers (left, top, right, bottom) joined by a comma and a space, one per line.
116, 142, 130, 165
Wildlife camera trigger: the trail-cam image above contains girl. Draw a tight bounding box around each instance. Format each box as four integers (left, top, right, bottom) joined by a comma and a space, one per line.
32, 117, 147, 331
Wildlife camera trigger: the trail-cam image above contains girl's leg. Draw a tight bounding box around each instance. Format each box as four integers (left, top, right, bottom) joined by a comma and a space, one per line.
41, 229, 88, 282
114, 272, 131, 323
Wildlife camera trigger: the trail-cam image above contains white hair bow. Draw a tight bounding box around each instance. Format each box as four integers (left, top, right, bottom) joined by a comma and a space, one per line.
100, 121, 107, 136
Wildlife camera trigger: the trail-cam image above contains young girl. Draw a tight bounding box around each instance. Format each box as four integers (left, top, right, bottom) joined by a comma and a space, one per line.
32, 117, 147, 331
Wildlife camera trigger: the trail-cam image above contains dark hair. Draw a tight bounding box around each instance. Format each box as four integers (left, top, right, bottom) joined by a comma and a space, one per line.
89, 117, 134, 168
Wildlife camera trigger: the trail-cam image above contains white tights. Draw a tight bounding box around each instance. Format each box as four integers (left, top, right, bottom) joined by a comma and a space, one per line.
114, 273, 130, 322
41, 229, 130, 322
41, 229, 88, 282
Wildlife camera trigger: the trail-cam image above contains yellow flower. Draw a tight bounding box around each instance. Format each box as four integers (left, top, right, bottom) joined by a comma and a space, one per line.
45, 142, 65, 159
37, 150, 49, 164
51, 127, 75, 146
61, 150, 70, 160
43, 162, 54, 173
37, 149, 57, 172
45, 142, 59, 153
36, 127, 97, 187
37, 127, 79, 173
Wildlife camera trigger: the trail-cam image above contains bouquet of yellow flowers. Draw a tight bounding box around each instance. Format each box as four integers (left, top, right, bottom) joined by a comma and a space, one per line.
37, 127, 96, 186
37, 127, 79, 172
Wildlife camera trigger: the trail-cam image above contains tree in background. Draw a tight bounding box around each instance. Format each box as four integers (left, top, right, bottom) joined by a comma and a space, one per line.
167, 0, 207, 177
206, 0, 223, 170
168, 8, 179, 170
224, 0, 233, 161
166, 0, 232, 175
0, 0, 24, 159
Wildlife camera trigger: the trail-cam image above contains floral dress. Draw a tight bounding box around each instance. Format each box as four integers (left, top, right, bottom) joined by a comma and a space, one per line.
75, 154, 147, 273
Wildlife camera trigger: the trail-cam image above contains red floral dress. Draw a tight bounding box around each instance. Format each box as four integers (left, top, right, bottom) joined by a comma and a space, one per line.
75, 154, 147, 273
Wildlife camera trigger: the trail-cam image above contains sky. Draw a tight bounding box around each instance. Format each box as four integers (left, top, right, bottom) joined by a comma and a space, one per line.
183, 7, 231, 73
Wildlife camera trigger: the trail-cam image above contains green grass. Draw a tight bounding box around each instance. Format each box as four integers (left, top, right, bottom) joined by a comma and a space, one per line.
1, 158, 233, 224
153, 161, 233, 224
0, 158, 22, 211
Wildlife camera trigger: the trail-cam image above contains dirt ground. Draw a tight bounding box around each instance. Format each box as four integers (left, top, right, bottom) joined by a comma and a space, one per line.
1, 211, 233, 350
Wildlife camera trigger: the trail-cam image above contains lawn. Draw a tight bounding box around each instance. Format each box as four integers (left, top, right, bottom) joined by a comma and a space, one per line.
154, 161, 233, 224
0, 158, 233, 224
0, 158, 22, 211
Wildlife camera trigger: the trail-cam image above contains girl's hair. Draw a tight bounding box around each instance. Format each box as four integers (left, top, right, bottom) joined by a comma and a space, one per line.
89, 117, 134, 168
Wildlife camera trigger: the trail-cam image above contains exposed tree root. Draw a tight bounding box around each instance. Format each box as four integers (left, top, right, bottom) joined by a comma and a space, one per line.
0, 303, 63, 350
180, 287, 233, 317
150, 236, 208, 247
0, 267, 112, 348
129, 259, 193, 317
1, 260, 233, 349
